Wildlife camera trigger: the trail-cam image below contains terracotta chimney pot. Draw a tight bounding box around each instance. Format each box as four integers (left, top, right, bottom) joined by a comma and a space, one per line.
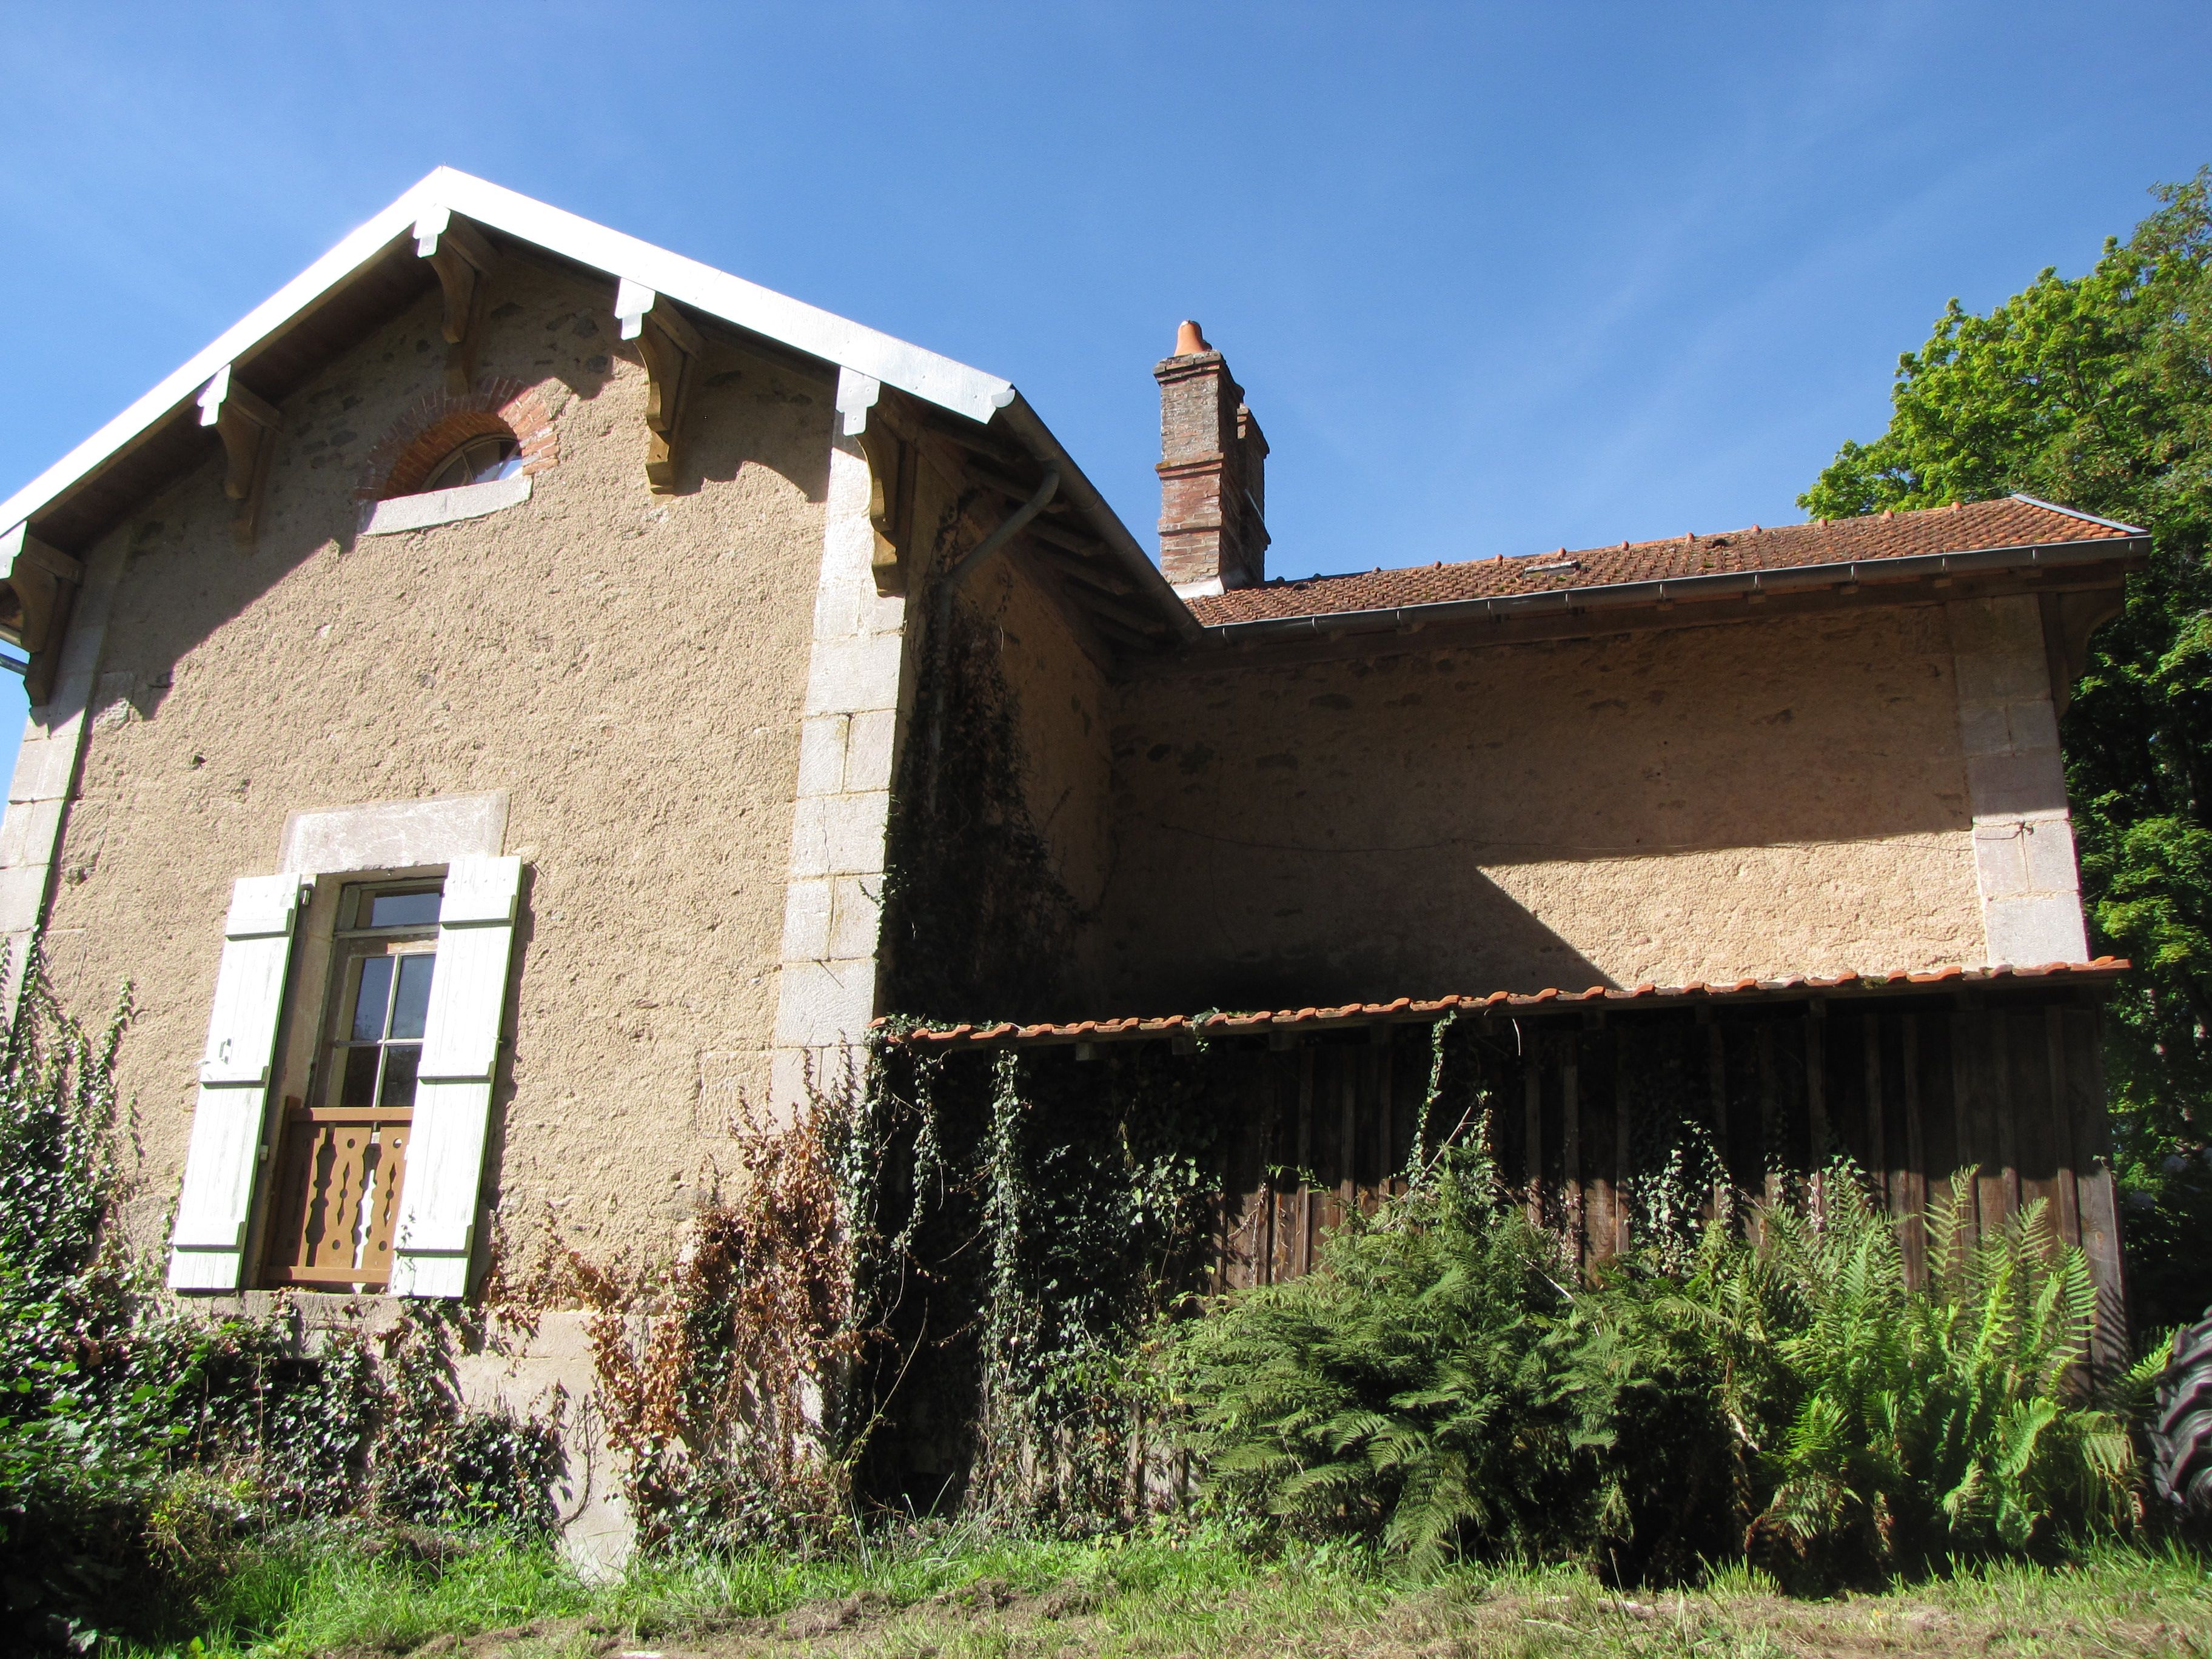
1173, 320, 1213, 357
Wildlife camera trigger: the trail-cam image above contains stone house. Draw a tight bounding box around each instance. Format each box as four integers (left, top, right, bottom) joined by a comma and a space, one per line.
0, 172, 2142, 1355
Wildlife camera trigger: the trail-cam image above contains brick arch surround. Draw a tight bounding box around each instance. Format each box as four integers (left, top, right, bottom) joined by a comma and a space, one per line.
357, 376, 560, 500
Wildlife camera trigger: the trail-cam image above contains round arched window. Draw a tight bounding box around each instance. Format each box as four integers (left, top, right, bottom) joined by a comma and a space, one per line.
417, 432, 523, 494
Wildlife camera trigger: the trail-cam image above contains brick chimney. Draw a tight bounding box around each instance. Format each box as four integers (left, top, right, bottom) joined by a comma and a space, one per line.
1155, 321, 1269, 596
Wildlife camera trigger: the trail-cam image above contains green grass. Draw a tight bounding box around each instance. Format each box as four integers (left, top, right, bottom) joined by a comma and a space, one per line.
122, 1529, 2212, 1659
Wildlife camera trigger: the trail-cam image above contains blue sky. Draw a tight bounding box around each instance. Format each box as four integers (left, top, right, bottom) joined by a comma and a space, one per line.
0, 2, 2206, 784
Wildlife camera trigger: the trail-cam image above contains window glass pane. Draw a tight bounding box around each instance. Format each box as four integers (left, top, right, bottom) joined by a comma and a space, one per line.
380, 1043, 421, 1111
368, 891, 442, 929
341, 1045, 383, 1109
350, 957, 394, 1042
390, 954, 435, 1041
421, 434, 521, 493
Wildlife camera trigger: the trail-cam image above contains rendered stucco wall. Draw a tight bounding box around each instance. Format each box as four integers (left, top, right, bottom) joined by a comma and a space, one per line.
36, 255, 837, 1261
1099, 605, 1991, 1011
956, 548, 1116, 1008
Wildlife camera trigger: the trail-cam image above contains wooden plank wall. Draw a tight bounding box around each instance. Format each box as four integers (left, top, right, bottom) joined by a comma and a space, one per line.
1201, 993, 2127, 1358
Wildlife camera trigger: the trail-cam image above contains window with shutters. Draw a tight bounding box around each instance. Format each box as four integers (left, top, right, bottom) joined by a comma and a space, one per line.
168, 851, 521, 1299
260, 880, 441, 1289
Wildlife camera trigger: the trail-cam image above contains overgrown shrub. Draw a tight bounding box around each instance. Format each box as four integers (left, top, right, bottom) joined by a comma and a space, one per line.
0, 956, 560, 1651
1165, 1123, 2156, 1587
546, 1079, 868, 1555
1162, 1131, 1735, 1577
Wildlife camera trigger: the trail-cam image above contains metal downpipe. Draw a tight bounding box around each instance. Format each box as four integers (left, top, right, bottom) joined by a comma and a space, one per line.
923, 468, 1061, 817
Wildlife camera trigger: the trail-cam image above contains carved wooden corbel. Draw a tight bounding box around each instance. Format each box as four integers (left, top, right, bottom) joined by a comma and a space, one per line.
836, 372, 917, 594
0, 522, 82, 705
196, 364, 281, 548
413, 207, 497, 394
613, 278, 702, 492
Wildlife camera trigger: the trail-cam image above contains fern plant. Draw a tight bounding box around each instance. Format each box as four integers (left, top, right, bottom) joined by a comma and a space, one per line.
1678, 1171, 2145, 1580
1166, 1150, 2153, 1584
1163, 1138, 1740, 1573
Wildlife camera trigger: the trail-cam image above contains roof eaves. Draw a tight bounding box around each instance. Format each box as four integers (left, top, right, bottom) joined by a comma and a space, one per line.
2006, 492, 2151, 537
878, 959, 2131, 1051
1, 167, 1033, 545
428, 170, 1015, 424
994, 392, 1202, 643
1200, 531, 2149, 643
0, 180, 435, 542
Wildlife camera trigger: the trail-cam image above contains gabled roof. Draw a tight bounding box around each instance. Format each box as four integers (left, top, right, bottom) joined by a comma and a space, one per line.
1189, 495, 2147, 638
1, 169, 1196, 640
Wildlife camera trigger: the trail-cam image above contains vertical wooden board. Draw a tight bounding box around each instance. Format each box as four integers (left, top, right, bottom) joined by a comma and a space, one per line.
1373, 1034, 1394, 1207
2012, 1007, 2060, 1225
1390, 1025, 1423, 1190
1962, 1008, 2008, 1231
263, 1120, 317, 1272
1584, 1024, 1615, 1263
1339, 1044, 1359, 1217
1995, 1011, 2024, 1223
2062, 1005, 2129, 1367
1949, 1007, 1983, 1247
1806, 1011, 1829, 1214
1757, 1022, 1780, 1217
1899, 1016, 1927, 1288
2045, 1008, 2081, 1246
1916, 1012, 1959, 1193
1705, 1019, 1729, 1219
1259, 1055, 1285, 1286
1863, 1015, 1888, 1207
1563, 1031, 1583, 1269
1524, 1042, 1544, 1227
1827, 1013, 1863, 1169
1295, 1044, 1316, 1278
1613, 1029, 1633, 1256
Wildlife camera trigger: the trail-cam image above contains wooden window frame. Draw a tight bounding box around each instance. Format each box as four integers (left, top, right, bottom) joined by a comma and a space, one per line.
258, 879, 442, 1290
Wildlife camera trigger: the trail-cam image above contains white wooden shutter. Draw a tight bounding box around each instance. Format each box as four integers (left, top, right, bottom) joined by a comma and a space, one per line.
390, 854, 521, 1298
169, 874, 304, 1291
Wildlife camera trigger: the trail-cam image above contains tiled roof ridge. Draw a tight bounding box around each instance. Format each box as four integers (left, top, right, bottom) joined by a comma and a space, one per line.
1188, 495, 2145, 629
877, 957, 2130, 1048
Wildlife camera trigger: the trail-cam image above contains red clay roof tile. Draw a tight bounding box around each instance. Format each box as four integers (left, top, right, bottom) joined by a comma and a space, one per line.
878, 959, 2128, 1050
1188, 497, 2139, 628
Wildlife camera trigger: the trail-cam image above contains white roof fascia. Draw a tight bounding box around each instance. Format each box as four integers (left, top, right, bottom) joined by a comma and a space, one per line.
2007, 492, 2151, 538
0, 181, 434, 540
1, 167, 1017, 540
431, 170, 1014, 423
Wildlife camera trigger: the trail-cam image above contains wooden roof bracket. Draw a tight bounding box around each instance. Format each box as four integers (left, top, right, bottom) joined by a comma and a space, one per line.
0, 523, 82, 706
836, 371, 920, 595
196, 364, 281, 548
412, 207, 497, 395
613, 277, 703, 493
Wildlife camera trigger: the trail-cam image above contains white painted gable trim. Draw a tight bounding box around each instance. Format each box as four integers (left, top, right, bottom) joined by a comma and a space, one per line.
0, 167, 1016, 541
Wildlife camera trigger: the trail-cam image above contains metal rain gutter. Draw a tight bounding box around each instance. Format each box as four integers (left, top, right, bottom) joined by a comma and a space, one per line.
1198, 534, 2152, 647
992, 392, 1204, 645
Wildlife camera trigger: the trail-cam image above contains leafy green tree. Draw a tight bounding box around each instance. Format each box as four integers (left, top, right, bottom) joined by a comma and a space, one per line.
1802, 172, 2212, 1331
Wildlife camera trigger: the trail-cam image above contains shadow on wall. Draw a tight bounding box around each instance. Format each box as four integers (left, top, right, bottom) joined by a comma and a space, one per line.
1099, 840, 1609, 1013
1094, 615, 1982, 1012
79, 277, 835, 714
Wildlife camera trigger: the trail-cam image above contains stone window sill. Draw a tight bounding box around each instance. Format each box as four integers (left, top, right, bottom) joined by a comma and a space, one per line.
359, 473, 531, 537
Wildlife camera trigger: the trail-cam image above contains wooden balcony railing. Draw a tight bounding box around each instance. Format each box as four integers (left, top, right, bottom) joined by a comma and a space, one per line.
260, 1102, 412, 1289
